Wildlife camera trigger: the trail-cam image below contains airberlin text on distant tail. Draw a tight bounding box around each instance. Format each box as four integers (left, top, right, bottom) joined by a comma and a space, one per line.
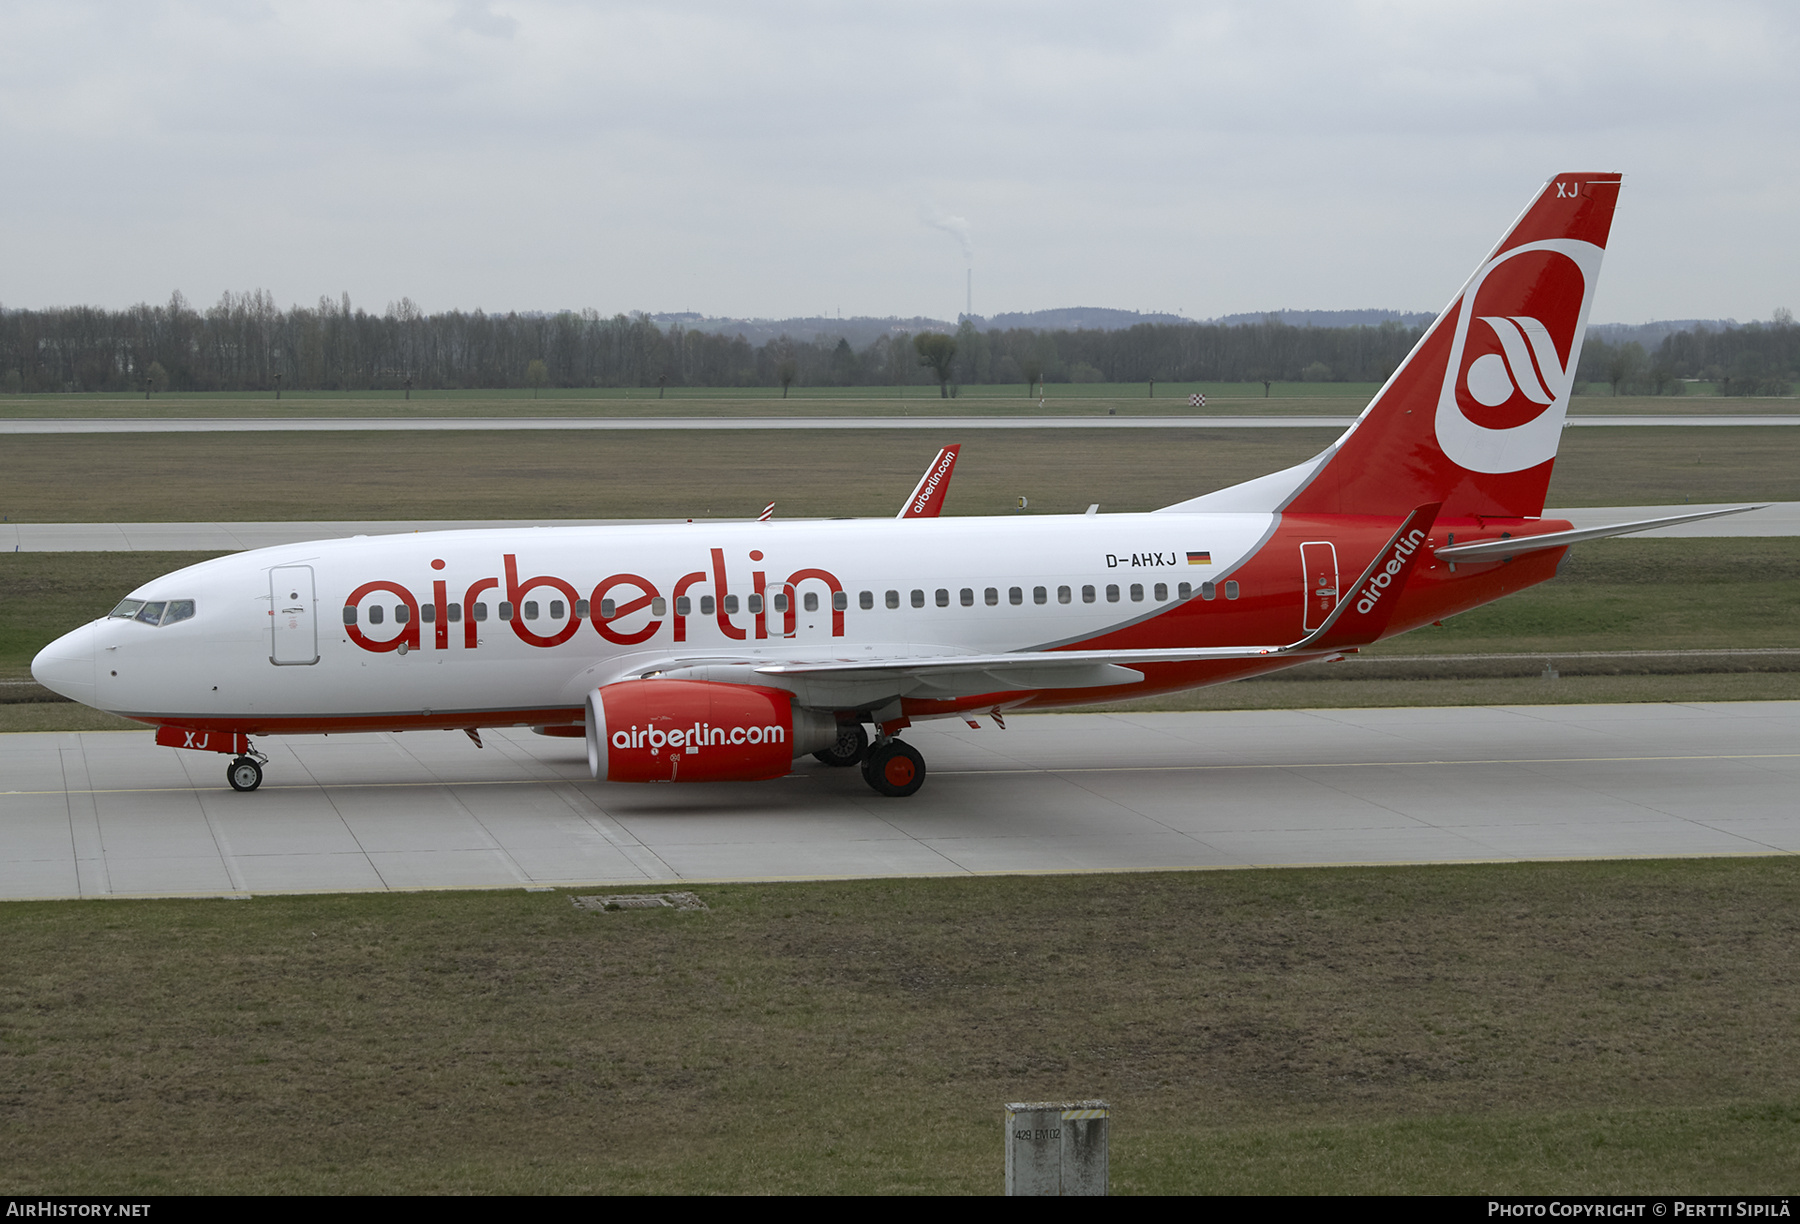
342, 550, 846, 654
1353, 529, 1428, 615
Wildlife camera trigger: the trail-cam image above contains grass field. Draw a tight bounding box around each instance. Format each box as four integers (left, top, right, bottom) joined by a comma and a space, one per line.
5, 425, 1800, 524
1, 861, 1796, 1193
0, 384, 1788, 420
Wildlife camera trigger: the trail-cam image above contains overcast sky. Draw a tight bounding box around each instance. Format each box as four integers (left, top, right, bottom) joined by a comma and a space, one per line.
2, 1, 1795, 325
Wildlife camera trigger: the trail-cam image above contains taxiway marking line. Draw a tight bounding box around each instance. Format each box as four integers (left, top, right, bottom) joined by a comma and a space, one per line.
7, 751, 1798, 797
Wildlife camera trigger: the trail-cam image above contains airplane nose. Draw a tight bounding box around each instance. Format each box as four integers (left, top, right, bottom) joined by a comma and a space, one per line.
32, 623, 97, 707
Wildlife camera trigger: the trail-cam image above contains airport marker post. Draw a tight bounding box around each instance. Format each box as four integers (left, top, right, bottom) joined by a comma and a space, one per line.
1004, 1100, 1109, 1195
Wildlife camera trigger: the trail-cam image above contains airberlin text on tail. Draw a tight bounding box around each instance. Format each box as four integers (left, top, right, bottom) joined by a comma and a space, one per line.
1299, 503, 1441, 653
1285, 173, 1622, 522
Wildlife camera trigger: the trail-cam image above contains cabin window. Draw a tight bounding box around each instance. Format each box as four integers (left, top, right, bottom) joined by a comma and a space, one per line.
498, 601, 513, 621
747, 593, 764, 614
985, 587, 998, 606
1034, 586, 1047, 605
698, 596, 713, 616
1105, 584, 1120, 603
805, 592, 820, 613
911, 589, 925, 608
771, 592, 787, 614
1154, 583, 1168, 601
1057, 586, 1071, 604
1200, 582, 1215, 601
369, 605, 384, 625
599, 599, 616, 618
832, 591, 848, 612
1082, 585, 1096, 604
675, 596, 691, 617
860, 591, 875, 610
1010, 587, 1023, 606
422, 603, 436, 623
960, 588, 974, 607
1224, 581, 1240, 600
522, 601, 538, 620
723, 595, 738, 614
342, 606, 356, 626
651, 597, 667, 616
935, 589, 950, 608
1130, 584, 1144, 602
473, 603, 487, 621
449, 602, 462, 622
395, 604, 410, 623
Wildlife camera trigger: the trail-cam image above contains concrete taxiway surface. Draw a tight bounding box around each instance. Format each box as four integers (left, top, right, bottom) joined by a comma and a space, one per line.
5, 503, 1793, 551
6, 414, 1800, 435
3, 703, 1795, 901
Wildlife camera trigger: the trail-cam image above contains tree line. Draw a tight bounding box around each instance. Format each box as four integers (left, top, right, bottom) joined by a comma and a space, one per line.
0, 292, 1792, 395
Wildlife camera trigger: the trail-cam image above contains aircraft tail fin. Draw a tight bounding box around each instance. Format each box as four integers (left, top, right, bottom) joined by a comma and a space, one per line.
1277, 173, 1622, 521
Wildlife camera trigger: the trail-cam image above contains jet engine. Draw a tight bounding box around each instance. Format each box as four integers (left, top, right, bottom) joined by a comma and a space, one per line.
585, 678, 837, 782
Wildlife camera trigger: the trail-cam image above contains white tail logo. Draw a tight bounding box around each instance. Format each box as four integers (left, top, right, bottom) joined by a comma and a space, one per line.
1434, 239, 1604, 474
1465, 316, 1568, 407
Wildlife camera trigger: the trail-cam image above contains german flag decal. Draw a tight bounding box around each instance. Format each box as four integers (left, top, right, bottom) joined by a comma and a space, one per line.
1186, 551, 1212, 565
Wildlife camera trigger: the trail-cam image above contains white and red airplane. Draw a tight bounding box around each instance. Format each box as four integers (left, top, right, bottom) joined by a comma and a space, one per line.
29, 173, 1747, 797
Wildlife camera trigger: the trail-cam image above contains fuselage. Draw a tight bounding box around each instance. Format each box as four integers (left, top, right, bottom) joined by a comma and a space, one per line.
33, 509, 1565, 736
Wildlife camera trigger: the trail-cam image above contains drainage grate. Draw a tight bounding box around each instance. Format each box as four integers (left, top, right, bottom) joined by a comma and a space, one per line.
572, 892, 708, 912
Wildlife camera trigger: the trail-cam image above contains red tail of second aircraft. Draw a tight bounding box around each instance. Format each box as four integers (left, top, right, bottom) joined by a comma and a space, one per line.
1281, 173, 1622, 521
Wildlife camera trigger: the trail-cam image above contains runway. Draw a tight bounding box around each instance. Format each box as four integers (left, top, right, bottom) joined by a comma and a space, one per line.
3, 703, 1795, 900
5, 503, 1793, 550
5, 414, 1800, 434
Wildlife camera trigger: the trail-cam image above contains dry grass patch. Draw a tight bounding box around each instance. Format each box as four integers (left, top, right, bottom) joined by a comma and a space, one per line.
1, 861, 1796, 1193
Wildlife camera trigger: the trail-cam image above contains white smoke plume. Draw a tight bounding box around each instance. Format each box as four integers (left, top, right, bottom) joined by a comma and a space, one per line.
921, 204, 973, 265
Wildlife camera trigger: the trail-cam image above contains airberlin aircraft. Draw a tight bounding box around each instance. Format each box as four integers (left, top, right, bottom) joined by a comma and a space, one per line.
30, 173, 1749, 797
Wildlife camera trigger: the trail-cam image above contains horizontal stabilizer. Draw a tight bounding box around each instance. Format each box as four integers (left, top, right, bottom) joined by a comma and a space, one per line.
1433, 505, 1767, 562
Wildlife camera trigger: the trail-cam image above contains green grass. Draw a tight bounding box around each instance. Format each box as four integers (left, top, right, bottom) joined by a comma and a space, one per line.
2, 383, 1789, 421
0, 381, 1381, 419
4, 425, 1800, 527
2, 861, 1796, 1193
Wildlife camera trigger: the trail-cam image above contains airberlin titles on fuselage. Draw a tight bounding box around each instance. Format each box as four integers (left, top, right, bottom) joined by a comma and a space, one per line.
343, 547, 848, 653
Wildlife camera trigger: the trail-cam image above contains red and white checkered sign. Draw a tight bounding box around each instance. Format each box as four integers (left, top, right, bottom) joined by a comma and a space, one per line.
1189, 393, 1206, 407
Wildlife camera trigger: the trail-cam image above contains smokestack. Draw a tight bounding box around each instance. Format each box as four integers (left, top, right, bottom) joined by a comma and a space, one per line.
967, 267, 972, 320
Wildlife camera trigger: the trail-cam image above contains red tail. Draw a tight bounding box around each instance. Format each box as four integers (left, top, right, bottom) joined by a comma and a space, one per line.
1283, 173, 1622, 520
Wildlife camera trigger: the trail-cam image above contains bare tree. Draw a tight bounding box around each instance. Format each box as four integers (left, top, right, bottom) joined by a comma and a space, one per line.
914, 332, 957, 398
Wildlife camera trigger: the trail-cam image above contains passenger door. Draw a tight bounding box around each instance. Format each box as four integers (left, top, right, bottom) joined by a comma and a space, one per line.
270, 565, 319, 665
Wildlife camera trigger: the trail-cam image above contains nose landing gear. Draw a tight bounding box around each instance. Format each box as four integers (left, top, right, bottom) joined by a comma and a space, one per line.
227, 753, 267, 792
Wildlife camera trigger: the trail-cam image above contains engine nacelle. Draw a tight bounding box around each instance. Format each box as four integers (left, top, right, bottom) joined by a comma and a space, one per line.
585, 679, 837, 782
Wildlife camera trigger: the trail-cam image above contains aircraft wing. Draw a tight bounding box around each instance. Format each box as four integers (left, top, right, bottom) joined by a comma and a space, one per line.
896, 445, 960, 518
641, 506, 1442, 702
1433, 505, 1767, 562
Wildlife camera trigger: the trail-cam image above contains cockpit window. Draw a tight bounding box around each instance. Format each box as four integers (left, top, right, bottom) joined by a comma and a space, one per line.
109, 598, 195, 626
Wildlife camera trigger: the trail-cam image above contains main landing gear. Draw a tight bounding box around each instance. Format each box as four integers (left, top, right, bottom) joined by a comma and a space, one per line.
861, 738, 925, 798
812, 721, 870, 768
227, 755, 265, 792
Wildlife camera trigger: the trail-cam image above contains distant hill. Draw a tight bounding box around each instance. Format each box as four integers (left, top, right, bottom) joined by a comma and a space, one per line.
649, 313, 954, 348
1585, 320, 1741, 348
646, 308, 1741, 348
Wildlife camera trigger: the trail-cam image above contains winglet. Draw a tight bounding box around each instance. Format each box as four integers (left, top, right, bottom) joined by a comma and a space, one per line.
897, 445, 960, 518
1286, 503, 1441, 653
